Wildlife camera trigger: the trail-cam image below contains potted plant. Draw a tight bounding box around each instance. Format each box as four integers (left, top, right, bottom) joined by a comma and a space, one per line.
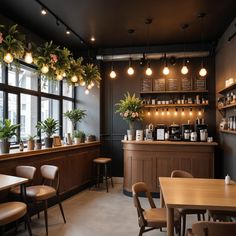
27, 135, 36, 150
36, 118, 59, 148
0, 119, 20, 154
64, 108, 87, 132
115, 92, 143, 140
73, 130, 86, 144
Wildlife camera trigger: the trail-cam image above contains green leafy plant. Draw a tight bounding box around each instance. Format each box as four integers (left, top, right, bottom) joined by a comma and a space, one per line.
83, 63, 101, 88
74, 130, 85, 139
36, 118, 59, 138
67, 57, 84, 85
0, 119, 20, 141
115, 92, 143, 123
28, 135, 36, 141
64, 109, 87, 129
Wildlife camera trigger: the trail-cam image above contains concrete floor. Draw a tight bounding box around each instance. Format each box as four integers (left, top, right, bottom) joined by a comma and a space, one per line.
8, 183, 198, 236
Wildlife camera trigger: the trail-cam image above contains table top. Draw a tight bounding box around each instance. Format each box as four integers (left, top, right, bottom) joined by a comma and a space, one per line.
159, 177, 236, 211
0, 174, 28, 191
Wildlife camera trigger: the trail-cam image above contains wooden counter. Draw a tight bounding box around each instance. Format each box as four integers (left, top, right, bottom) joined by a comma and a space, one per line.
0, 141, 100, 200
122, 140, 217, 196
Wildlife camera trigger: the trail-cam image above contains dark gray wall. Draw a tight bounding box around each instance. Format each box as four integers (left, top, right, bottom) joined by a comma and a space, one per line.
216, 18, 236, 179
101, 57, 216, 177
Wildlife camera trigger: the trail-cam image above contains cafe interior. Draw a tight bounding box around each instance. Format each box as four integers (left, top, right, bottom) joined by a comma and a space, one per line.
0, 0, 236, 236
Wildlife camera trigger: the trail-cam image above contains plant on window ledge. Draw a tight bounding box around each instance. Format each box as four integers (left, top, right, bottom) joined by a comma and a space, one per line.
0, 24, 25, 64
64, 109, 87, 131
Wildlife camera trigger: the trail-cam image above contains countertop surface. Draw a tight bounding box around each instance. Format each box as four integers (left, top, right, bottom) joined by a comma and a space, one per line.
122, 140, 218, 146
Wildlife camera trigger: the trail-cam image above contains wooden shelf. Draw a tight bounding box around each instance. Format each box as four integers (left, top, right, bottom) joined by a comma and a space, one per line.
219, 129, 236, 134
218, 83, 236, 94
218, 103, 236, 110
144, 104, 208, 108
140, 90, 208, 95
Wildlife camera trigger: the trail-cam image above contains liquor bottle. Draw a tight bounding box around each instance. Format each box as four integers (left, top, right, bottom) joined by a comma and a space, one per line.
19, 140, 24, 151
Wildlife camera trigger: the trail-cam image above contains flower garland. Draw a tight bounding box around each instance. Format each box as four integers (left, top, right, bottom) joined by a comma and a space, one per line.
0, 24, 101, 89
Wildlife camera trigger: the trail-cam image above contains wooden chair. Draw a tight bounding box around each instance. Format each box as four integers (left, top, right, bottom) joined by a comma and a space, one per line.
132, 182, 181, 236
171, 170, 206, 236
186, 221, 236, 236
208, 209, 236, 222
25, 165, 66, 235
0, 201, 32, 236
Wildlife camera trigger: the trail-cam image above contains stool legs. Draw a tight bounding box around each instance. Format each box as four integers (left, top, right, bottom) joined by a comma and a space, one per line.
105, 163, 108, 192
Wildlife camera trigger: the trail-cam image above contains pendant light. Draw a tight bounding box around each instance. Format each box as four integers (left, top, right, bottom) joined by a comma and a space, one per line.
24, 43, 33, 64
127, 58, 134, 75
198, 13, 207, 77
110, 59, 117, 79
145, 61, 152, 76
162, 53, 169, 75
144, 19, 153, 76
181, 24, 189, 75
3, 52, 14, 64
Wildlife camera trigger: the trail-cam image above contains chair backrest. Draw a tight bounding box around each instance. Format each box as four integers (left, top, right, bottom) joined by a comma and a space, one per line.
16, 165, 36, 180
192, 221, 236, 236
171, 170, 193, 178
40, 165, 59, 190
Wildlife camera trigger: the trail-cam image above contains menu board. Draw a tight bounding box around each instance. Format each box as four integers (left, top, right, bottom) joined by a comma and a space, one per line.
153, 78, 165, 91
181, 77, 192, 91
166, 78, 179, 91
194, 77, 206, 90
141, 78, 152, 92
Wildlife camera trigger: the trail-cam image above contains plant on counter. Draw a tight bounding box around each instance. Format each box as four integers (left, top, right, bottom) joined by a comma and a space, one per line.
27, 135, 37, 151
115, 92, 143, 129
36, 118, 59, 148
73, 130, 86, 144
0, 119, 20, 154
64, 108, 87, 131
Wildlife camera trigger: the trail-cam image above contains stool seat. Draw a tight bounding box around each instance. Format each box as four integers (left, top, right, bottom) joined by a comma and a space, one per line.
93, 157, 112, 164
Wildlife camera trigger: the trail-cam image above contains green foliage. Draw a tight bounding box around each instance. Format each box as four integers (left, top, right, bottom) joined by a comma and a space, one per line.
74, 130, 85, 138
115, 92, 143, 122
28, 135, 36, 141
64, 109, 87, 127
36, 118, 59, 137
83, 63, 101, 87
66, 58, 84, 85
0, 119, 20, 141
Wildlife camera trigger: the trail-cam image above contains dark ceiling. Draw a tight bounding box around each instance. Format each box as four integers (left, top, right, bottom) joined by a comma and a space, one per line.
0, 0, 236, 53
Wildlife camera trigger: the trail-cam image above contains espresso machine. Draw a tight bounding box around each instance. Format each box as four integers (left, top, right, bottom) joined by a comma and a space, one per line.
169, 123, 181, 141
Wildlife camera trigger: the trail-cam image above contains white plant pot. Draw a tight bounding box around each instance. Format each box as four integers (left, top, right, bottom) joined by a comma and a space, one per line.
74, 137, 81, 145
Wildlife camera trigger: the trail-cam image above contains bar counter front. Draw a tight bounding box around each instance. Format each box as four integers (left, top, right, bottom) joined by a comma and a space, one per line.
0, 141, 100, 201
122, 140, 218, 196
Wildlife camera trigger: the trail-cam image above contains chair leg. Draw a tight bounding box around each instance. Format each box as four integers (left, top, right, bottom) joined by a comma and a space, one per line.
109, 162, 114, 188
44, 200, 48, 235
202, 213, 205, 221
105, 163, 109, 192
24, 213, 33, 236
139, 226, 145, 236
197, 213, 201, 221
57, 193, 66, 223
96, 164, 100, 188
182, 215, 186, 236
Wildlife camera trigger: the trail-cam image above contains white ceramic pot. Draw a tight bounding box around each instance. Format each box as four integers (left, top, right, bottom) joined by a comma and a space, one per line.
74, 137, 81, 145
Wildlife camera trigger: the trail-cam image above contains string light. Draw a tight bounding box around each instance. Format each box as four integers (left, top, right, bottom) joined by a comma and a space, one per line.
41, 7, 47, 15
189, 107, 193, 116
71, 75, 78, 83
161, 109, 165, 116
147, 110, 151, 116
127, 58, 134, 75
155, 109, 159, 116
24, 52, 33, 64
198, 108, 202, 116
3, 52, 14, 64
85, 89, 89, 95
181, 108, 185, 116
166, 108, 170, 116
174, 108, 178, 116
41, 65, 49, 74
145, 61, 152, 76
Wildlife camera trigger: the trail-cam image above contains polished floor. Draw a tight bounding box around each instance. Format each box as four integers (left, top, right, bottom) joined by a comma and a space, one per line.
8, 183, 197, 236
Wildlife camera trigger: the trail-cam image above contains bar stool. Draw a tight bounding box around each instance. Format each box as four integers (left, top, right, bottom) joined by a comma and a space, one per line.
93, 157, 114, 192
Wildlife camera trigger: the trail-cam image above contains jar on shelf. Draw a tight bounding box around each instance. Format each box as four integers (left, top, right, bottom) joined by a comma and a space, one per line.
219, 118, 227, 130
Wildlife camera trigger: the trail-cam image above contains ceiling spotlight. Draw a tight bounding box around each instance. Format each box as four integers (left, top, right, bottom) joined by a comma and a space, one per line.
127, 58, 134, 75
41, 7, 47, 15
91, 37, 95, 42
145, 61, 152, 76
66, 28, 71, 35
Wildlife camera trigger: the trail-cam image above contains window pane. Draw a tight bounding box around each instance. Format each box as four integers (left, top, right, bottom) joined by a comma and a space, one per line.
41, 78, 60, 95
41, 97, 59, 135
20, 94, 38, 141
8, 66, 17, 86
63, 80, 73, 97
0, 63, 2, 83
63, 100, 73, 135
0, 91, 3, 123
8, 93, 18, 143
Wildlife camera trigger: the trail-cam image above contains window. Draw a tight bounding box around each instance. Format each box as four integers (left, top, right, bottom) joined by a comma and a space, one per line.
41, 97, 59, 122
41, 78, 60, 95
8, 93, 18, 143
20, 94, 38, 141
63, 100, 73, 135
63, 80, 73, 97
0, 63, 2, 83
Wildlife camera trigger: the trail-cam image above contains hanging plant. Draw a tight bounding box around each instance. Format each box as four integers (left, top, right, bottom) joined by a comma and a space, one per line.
66, 57, 85, 85
0, 24, 25, 64
83, 63, 101, 89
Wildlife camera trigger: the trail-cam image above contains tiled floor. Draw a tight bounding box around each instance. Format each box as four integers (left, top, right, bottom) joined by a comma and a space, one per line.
7, 183, 198, 236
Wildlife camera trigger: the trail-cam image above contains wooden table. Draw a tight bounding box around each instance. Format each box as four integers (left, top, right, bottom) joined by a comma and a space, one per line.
0, 174, 28, 200
159, 177, 236, 236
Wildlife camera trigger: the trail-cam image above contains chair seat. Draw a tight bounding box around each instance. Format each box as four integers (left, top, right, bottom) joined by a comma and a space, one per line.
26, 185, 56, 201
0, 202, 27, 226
144, 208, 180, 228
93, 157, 112, 164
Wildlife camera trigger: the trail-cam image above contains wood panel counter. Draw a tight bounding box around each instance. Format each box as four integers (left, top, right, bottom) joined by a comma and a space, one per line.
122, 140, 217, 196
0, 141, 100, 200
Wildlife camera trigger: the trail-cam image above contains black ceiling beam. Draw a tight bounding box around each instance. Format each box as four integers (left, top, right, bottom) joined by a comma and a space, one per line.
35, 0, 90, 48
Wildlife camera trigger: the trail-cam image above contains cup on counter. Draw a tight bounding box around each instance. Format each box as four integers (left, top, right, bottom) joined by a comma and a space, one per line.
207, 137, 213, 143
151, 99, 156, 105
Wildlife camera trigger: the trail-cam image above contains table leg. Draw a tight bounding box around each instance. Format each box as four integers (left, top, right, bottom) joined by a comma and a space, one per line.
20, 184, 27, 203
160, 188, 165, 208
167, 207, 174, 236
